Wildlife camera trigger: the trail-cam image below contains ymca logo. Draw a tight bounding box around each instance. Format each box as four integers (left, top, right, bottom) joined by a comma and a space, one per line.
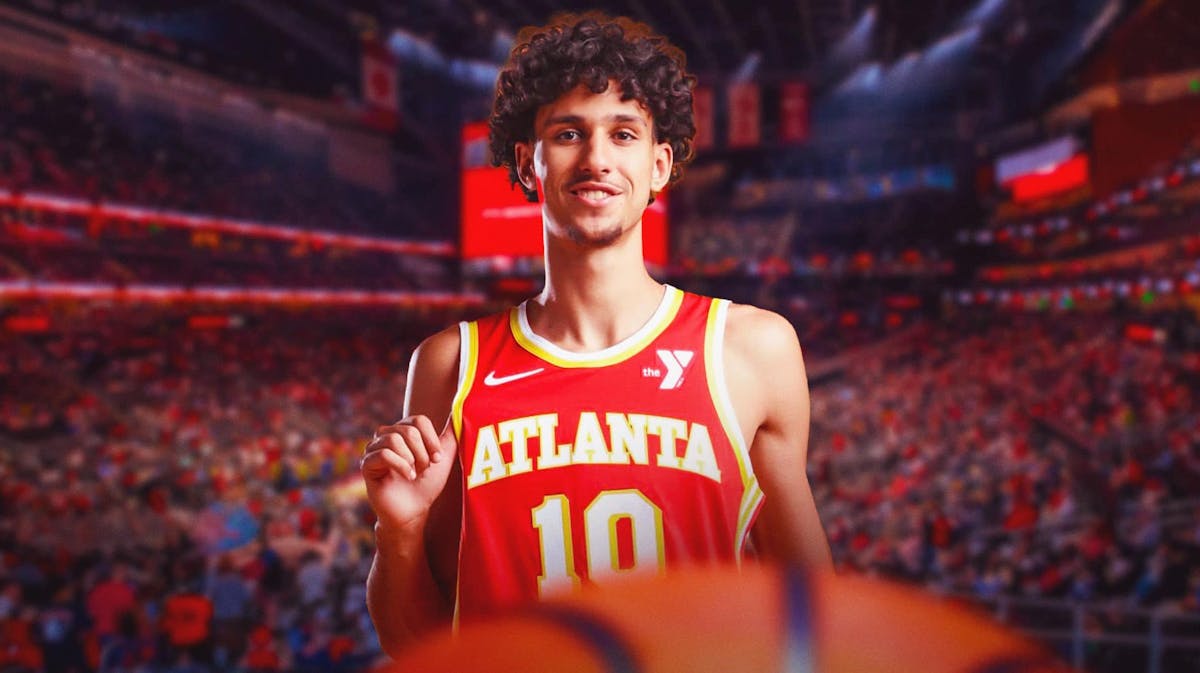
641, 349, 695, 390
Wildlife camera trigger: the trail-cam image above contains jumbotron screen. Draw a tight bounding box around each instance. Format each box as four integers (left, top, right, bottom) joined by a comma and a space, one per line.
460, 122, 668, 274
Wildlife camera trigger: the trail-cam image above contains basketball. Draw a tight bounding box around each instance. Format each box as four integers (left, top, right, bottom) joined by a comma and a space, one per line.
388, 564, 1075, 673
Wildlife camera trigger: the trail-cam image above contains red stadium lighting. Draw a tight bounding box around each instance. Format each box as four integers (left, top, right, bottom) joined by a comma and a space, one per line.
0, 281, 485, 308
187, 315, 243, 329
4, 315, 50, 333
885, 294, 922, 310
1124, 324, 1164, 344
492, 277, 538, 295
0, 190, 453, 257
851, 252, 874, 270
1010, 155, 1089, 203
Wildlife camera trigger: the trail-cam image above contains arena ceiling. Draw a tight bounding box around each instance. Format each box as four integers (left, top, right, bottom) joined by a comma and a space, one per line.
367, 0, 1081, 73
26, 0, 1133, 135
82, 0, 1109, 85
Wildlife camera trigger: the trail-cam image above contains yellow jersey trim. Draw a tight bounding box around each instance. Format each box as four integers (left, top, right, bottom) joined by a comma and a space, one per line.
450, 320, 477, 631
509, 285, 684, 368
450, 321, 479, 441
704, 298, 762, 563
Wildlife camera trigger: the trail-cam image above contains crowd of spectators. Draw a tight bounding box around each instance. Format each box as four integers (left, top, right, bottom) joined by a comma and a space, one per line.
2, 299, 1198, 672
809, 312, 1200, 618
0, 309, 435, 672
0, 206, 452, 293
673, 212, 952, 280
674, 214, 794, 277
10, 0, 353, 100
0, 69, 439, 241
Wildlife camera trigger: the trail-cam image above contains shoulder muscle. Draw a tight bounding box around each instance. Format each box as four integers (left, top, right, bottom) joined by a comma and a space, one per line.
723, 304, 807, 427
403, 324, 462, 430
725, 304, 803, 366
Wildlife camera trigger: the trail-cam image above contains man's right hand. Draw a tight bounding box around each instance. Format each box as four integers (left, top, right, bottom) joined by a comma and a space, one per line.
360, 415, 458, 531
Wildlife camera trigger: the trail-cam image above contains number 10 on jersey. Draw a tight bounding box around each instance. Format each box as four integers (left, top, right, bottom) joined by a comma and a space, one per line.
531, 489, 666, 595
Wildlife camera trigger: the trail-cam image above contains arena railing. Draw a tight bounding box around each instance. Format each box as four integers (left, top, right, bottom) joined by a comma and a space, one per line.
948, 591, 1200, 673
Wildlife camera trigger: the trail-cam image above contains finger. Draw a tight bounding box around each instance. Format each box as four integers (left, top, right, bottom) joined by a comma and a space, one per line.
375, 422, 404, 440
363, 432, 399, 456
360, 449, 416, 481
374, 431, 422, 479
439, 419, 458, 457
363, 435, 386, 455
410, 415, 443, 463
396, 423, 432, 472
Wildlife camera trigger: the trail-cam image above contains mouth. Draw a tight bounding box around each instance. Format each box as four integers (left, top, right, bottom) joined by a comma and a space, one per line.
569, 183, 621, 206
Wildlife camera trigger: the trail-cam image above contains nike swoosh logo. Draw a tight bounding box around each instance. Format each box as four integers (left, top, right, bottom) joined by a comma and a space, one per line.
483, 368, 545, 386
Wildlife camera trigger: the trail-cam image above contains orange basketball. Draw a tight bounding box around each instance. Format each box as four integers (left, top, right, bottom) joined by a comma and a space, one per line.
387, 564, 1076, 673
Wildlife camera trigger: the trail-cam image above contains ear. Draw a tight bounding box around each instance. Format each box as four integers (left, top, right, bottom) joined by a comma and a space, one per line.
513, 140, 537, 193
650, 141, 673, 193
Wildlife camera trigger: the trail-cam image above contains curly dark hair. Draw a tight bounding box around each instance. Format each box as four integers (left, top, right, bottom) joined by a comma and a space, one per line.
489, 12, 696, 203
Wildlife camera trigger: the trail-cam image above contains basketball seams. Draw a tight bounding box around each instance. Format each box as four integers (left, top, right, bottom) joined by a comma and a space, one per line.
526, 605, 644, 673
783, 568, 817, 673
961, 656, 1073, 673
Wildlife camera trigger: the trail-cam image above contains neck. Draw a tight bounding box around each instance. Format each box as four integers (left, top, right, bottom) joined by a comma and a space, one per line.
529, 222, 664, 353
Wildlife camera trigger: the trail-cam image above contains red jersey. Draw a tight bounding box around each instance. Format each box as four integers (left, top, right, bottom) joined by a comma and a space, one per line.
450, 286, 764, 621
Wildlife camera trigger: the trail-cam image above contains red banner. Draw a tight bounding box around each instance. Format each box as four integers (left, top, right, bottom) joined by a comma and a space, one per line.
1011, 154, 1089, 203
693, 86, 714, 151
361, 40, 399, 131
727, 83, 760, 148
779, 81, 810, 144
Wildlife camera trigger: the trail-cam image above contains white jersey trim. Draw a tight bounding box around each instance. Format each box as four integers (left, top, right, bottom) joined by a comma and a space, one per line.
707, 299, 763, 562
515, 284, 680, 364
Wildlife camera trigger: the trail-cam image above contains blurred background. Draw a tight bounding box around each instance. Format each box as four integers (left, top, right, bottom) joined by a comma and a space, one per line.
0, 0, 1199, 671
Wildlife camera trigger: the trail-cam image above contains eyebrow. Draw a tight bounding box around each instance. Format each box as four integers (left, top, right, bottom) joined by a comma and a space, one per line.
542, 114, 649, 129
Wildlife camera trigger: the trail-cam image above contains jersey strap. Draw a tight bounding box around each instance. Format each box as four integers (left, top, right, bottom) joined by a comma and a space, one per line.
705, 298, 764, 559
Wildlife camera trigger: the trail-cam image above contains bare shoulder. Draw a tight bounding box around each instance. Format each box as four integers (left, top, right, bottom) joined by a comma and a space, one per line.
720, 303, 807, 430
723, 303, 804, 367
408, 323, 462, 376
404, 323, 463, 422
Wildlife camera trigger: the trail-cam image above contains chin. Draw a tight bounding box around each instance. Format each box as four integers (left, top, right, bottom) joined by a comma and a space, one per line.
564, 221, 628, 247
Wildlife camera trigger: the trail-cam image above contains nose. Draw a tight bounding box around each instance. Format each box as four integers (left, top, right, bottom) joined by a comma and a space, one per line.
578, 133, 612, 176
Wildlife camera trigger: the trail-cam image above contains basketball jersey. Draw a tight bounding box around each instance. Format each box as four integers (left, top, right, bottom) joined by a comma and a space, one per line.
450, 285, 764, 621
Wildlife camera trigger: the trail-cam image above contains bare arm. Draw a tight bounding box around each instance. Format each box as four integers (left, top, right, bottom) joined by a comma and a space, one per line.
726, 306, 832, 569
364, 325, 461, 657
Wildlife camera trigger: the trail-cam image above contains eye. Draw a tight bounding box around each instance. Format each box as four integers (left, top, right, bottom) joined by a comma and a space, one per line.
614, 130, 637, 141
555, 130, 581, 142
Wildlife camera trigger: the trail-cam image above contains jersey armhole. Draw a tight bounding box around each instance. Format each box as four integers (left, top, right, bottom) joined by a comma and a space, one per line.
448, 320, 478, 632
703, 299, 765, 562
449, 320, 479, 442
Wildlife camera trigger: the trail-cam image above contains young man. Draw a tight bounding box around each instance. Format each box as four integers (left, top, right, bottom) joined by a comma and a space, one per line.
361, 13, 831, 657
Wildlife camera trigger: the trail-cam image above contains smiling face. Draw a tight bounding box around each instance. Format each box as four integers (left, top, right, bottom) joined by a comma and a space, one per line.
514, 82, 673, 249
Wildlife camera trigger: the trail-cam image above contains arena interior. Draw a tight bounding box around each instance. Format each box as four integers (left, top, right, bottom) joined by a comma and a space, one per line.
1, 0, 1199, 671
